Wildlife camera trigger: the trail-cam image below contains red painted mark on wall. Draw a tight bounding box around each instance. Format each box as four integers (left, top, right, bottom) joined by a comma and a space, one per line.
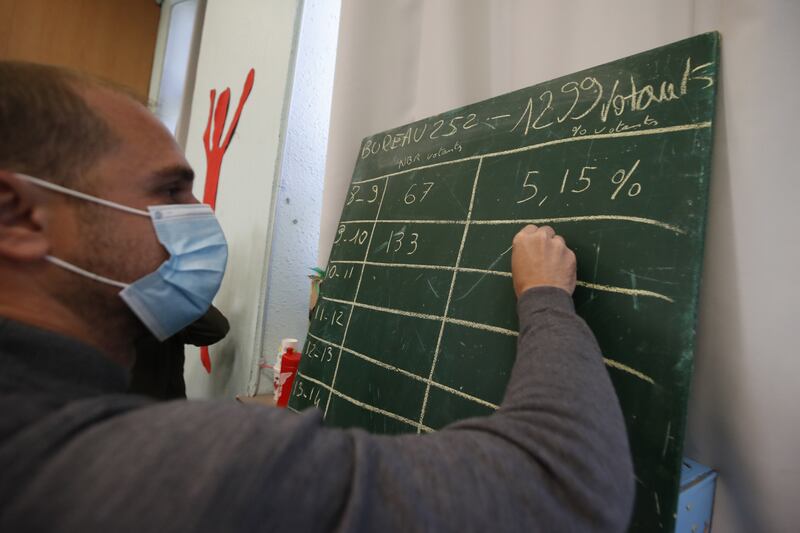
199, 68, 255, 373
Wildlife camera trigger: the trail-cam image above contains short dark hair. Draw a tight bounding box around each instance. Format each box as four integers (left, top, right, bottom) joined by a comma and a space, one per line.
0, 61, 120, 185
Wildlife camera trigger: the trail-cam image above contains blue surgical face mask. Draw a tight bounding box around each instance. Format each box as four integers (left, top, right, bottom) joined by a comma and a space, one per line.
15, 173, 228, 341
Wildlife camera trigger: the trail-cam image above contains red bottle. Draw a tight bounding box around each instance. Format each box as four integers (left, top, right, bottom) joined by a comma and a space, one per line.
276, 348, 301, 407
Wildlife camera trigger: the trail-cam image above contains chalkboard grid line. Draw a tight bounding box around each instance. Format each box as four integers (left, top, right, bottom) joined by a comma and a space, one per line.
350, 121, 712, 185
300, 370, 434, 433
305, 316, 654, 424
320, 296, 656, 387
305, 327, 654, 426
604, 359, 656, 385
417, 157, 484, 433
338, 215, 685, 235
321, 297, 518, 336
323, 177, 390, 418
328, 260, 675, 303
306, 331, 499, 409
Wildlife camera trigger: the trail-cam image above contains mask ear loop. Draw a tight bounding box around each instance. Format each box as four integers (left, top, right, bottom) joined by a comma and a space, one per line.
12, 173, 147, 289
13, 173, 150, 217
44, 256, 129, 289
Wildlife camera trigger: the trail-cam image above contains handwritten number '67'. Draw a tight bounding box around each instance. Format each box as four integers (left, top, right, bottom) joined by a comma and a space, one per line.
404, 182, 434, 204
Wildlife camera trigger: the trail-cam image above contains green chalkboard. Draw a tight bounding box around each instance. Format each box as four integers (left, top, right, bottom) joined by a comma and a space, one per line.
290, 32, 719, 532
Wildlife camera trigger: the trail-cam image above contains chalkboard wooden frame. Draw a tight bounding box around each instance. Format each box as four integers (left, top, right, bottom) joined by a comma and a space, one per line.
291, 32, 720, 532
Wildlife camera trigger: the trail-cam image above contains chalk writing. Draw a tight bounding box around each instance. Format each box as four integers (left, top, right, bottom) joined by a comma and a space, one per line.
312, 304, 345, 327
359, 56, 715, 162
403, 182, 435, 204
294, 379, 322, 407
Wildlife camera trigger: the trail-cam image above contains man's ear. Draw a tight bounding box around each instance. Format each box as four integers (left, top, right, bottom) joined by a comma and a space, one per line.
0, 171, 50, 261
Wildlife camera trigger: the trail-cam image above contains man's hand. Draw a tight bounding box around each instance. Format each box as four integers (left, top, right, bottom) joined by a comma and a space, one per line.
511, 225, 577, 297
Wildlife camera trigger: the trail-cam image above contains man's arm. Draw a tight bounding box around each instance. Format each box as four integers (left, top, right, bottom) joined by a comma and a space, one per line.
9, 227, 634, 532
318, 225, 634, 531
279, 288, 632, 533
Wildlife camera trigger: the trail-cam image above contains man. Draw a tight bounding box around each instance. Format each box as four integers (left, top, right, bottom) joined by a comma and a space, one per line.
0, 62, 634, 532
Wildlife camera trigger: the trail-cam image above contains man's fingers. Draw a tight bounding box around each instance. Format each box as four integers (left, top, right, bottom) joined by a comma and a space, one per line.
514, 225, 572, 252
513, 224, 537, 245
538, 225, 555, 238
510, 223, 577, 296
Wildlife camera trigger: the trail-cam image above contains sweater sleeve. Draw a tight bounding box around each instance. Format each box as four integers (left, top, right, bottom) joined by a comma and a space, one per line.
328, 286, 635, 532
7, 288, 634, 533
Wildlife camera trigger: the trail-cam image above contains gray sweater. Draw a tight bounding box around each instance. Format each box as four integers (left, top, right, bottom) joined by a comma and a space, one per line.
0, 287, 634, 532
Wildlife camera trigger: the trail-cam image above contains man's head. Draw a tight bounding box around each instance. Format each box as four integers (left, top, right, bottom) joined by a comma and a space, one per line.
0, 62, 122, 188
0, 61, 197, 364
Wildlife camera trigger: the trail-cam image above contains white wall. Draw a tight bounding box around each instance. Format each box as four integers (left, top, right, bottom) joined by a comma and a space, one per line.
181, 0, 302, 398
319, 1, 800, 531
686, 1, 800, 530
256, 0, 341, 394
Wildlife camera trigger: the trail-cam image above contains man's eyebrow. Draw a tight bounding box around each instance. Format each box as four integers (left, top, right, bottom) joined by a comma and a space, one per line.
149, 165, 195, 182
